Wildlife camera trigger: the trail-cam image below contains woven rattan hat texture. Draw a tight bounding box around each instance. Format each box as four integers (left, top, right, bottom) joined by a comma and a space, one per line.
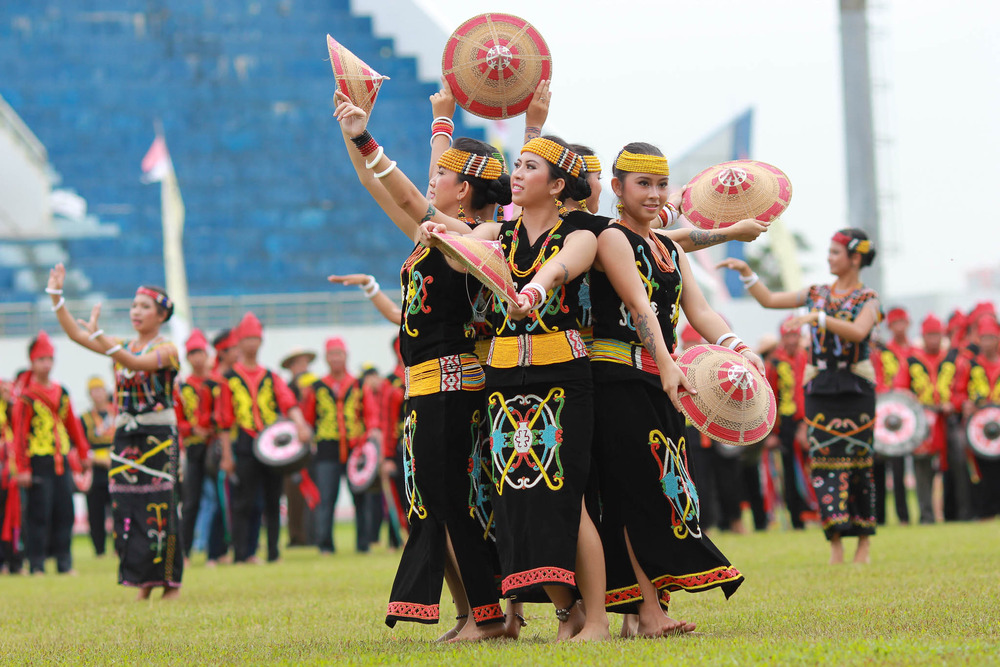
430, 231, 520, 306
967, 405, 1000, 459
680, 160, 792, 230
675, 344, 776, 446
874, 390, 928, 456
327, 34, 389, 115
441, 13, 551, 119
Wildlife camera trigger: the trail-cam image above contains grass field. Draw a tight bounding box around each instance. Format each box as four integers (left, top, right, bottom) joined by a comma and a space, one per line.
2, 520, 998, 665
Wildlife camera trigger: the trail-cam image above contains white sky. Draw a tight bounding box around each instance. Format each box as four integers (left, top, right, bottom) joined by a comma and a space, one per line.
417, 0, 1000, 299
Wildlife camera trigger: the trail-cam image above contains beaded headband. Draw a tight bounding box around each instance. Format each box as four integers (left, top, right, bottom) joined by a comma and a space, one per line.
491, 150, 508, 175
831, 232, 872, 255
437, 148, 504, 181
136, 286, 173, 312
520, 137, 582, 178
614, 150, 669, 176
581, 155, 602, 174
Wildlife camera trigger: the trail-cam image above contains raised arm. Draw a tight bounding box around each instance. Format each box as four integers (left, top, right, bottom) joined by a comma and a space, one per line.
784, 299, 881, 344
523, 79, 549, 145
335, 92, 472, 237
596, 228, 694, 410
665, 218, 770, 253
328, 273, 402, 326
428, 79, 456, 182
715, 257, 806, 310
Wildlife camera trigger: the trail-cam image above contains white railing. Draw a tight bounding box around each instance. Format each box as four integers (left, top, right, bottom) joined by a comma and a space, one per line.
0, 291, 388, 337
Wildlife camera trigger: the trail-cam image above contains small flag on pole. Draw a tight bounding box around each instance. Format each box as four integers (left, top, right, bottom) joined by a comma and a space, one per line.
141, 135, 171, 183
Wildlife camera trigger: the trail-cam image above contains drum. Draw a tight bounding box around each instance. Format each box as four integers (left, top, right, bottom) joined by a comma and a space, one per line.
253, 420, 311, 474
874, 390, 928, 457
966, 405, 1000, 459
347, 439, 380, 493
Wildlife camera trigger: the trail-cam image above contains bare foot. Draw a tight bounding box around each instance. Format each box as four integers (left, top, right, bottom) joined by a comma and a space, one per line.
829, 537, 844, 564
504, 605, 527, 640
555, 602, 586, 642
435, 615, 467, 643
136, 587, 153, 601
568, 621, 611, 642
635, 614, 694, 637
620, 614, 639, 638
205, 559, 218, 568
448, 620, 507, 643
853, 537, 871, 564
162, 587, 181, 600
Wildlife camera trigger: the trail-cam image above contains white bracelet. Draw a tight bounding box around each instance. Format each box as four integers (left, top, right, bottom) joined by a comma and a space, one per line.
105, 343, 123, 356
374, 161, 397, 179
433, 116, 455, 127
430, 132, 454, 147
817, 311, 827, 330
88, 329, 105, 341
727, 337, 743, 350
361, 275, 376, 290
364, 146, 384, 170
51, 297, 66, 312
519, 282, 547, 309
663, 203, 679, 224
716, 332, 738, 347
741, 273, 760, 289
362, 281, 380, 298
45, 287, 63, 295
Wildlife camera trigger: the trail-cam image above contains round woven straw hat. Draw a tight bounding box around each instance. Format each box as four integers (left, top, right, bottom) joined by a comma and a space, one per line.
327, 34, 390, 115
681, 160, 792, 230
874, 390, 928, 457
430, 231, 520, 306
676, 344, 776, 446
967, 405, 1000, 459
442, 13, 551, 119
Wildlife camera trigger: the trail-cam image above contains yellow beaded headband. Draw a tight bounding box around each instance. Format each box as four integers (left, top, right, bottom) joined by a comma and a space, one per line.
614, 150, 669, 176
521, 137, 582, 178
437, 148, 504, 181
581, 155, 602, 174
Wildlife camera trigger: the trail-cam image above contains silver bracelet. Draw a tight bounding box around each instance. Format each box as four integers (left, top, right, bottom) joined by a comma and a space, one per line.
51, 297, 66, 312
716, 332, 737, 347
374, 161, 397, 179
362, 280, 380, 298
45, 287, 63, 295
364, 145, 384, 170
519, 282, 547, 309
727, 337, 744, 350
741, 273, 760, 289
105, 343, 123, 356
88, 329, 105, 341
817, 311, 827, 330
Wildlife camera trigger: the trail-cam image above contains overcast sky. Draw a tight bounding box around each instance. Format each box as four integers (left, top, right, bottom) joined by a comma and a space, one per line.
413, 0, 1000, 299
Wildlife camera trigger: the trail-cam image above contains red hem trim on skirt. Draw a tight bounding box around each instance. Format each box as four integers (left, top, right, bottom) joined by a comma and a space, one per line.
386, 601, 440, 625
650, 565, 743, 593
502, 566, 575, 596
471, 603, 505, 625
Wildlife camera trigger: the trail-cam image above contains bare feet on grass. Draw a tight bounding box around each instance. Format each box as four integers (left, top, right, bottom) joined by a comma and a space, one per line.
555, 602, 586, 642
162, 587, 181, 600
853, 536, 871, 564
620, 614, 639, 638
829, 536, 844, 564
448, 620, 508, 643
504, 603, 526, 639
435, 616, 466, 643
136, 586, 153, 601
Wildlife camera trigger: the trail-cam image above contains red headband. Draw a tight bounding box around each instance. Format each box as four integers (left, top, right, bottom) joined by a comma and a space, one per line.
136, 287, 173, 312
831, 232, 872, 255
30, 330, 55, 361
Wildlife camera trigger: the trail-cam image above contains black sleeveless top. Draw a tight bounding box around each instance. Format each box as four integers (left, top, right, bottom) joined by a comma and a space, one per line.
589, 224, 683, 384
398, 243, 478, 367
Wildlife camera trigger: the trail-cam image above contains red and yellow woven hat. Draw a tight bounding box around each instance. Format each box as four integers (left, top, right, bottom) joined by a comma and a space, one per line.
327, 34, 390, 115
681, 159, 792, 230
675, 344, 776, 446
429, 231, 520, 306
442, 13, 551, 119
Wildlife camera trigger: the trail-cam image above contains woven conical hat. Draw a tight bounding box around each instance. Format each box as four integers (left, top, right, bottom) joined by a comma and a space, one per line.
675, 344, 776, 446
681, 160, 792, 230
874, 390, 928, 456
327, 34, 389, 115
442, 13, 551, 119
430, 231, 519, 306
967, 405, 1000, 459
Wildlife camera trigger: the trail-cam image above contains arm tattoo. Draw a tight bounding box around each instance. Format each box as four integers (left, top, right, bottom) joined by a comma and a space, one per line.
555, 261, 570, 287
690, 230, 726, 247
525, 126, 542, 140
420, 204, 436, 223
635, 312, 658, 363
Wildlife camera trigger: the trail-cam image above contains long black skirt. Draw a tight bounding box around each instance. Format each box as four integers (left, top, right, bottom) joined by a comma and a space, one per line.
109, 424, 183, 588
594, 379, 744, 614
805, 390, 877, 540
385, 390, 503, 627
487, 376, 593, 599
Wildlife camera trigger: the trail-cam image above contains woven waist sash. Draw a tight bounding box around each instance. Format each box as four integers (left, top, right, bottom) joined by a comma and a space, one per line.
590, 338, 660, 376
485, 330, 589, 369
114, 409, 177, 432
405, 352, 485, 398
803, 359, 876, 386
474, 339, 491, 365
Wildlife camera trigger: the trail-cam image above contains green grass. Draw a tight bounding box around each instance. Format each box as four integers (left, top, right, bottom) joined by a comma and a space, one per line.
1, 521, 997, 665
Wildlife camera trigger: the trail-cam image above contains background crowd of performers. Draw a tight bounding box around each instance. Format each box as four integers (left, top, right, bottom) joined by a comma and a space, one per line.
0, 81, 997, 642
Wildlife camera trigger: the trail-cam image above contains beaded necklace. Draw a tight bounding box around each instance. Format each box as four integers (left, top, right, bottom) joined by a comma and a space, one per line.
507, 215, 563, 278
614, 220, 675, 273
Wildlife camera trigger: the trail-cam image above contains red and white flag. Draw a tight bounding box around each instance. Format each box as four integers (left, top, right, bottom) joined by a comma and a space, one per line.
141, 135, 172, 183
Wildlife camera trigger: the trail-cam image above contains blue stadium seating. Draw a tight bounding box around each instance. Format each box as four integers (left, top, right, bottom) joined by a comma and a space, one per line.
0, 0, 485, 300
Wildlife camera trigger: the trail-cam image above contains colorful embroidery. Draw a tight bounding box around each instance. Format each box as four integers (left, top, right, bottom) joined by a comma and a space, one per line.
605, 584, 670, 609
489, 388, 567, 494
387, 601, 439, 621
146, 501, 168, 563
401, 410, 427, 520
501, 566, 575, 594
648, 431, 700, 539
467, 409, 495, 542
471, 603, 504, 624
401, 246, 434, 337
806, 412, 875, 456
650, 565, 743, 592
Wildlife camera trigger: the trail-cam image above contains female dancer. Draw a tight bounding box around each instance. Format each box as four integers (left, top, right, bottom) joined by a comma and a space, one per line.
589, 143, 748, 636
336, 86, 511, 641
718, 228, 881, 563
337, 90, 610, 640
46, 263, 183, 598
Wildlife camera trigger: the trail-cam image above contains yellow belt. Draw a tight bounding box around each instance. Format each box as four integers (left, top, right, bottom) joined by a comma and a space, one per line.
485, 330, 589, 369
474, 339, 491, 365
405, 352, 485, 398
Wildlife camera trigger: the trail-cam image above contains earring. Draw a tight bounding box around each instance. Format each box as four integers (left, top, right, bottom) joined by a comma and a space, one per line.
616, 202, 624, 218
555, 197, 568, 216
457, 202, 467, 221
578, 199, 589, 212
